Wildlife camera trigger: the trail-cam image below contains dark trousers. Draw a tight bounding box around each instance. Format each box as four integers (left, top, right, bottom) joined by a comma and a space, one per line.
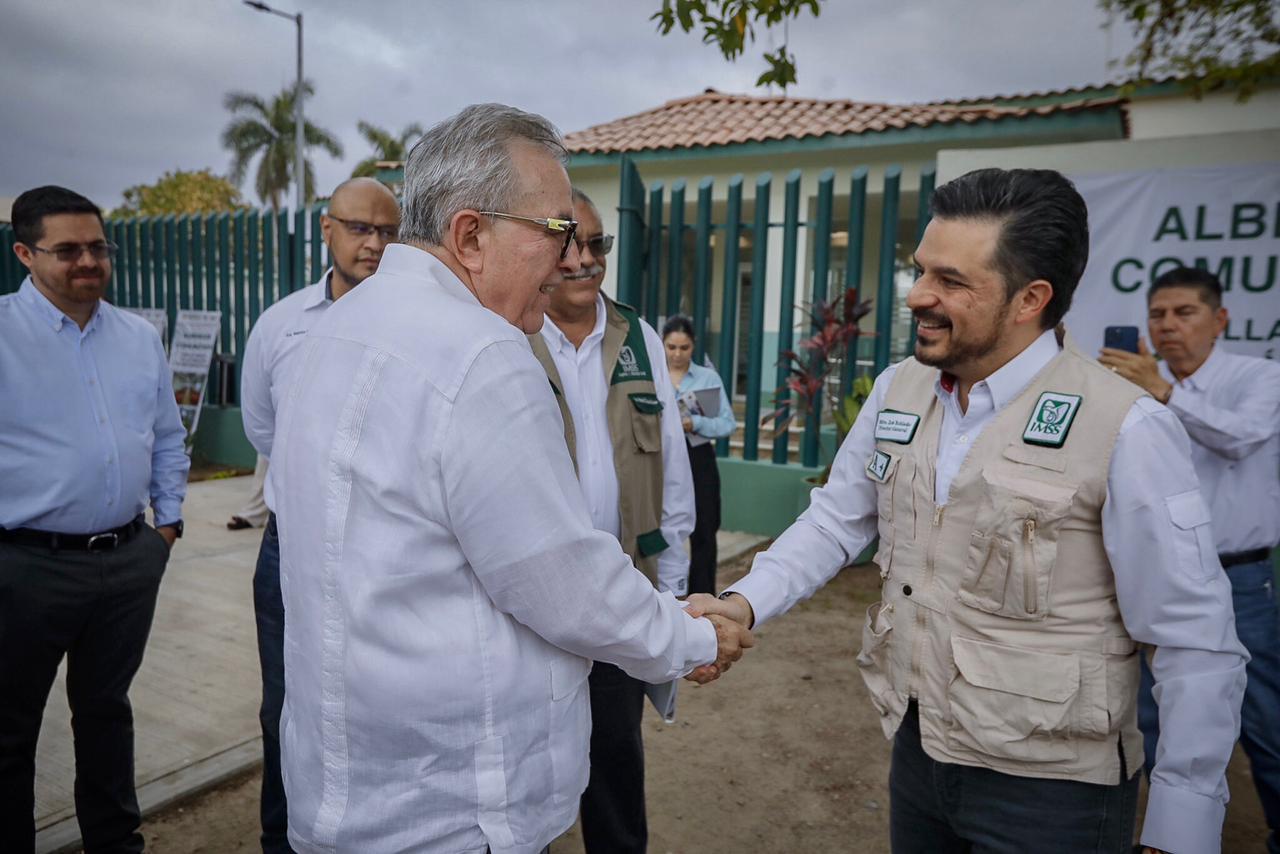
0, 526, 169, 853
579, 662, 647, 854
1139, 557, 1280, 854
253, 514, 294, 853
889, 703, 1138, 854
686, 440, 721, 595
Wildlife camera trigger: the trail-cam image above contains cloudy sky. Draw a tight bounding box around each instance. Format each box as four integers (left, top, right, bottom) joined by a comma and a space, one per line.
0, 0, 1138, 208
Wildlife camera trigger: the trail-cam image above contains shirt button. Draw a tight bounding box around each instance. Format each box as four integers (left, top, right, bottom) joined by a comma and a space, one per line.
902, 584, 913, 596
99, 416, 107, 424
957, 435, 968, 443
107, 498, 114, 505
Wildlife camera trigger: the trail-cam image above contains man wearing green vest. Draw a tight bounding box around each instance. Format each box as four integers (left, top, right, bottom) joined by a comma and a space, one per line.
529, 188, 695, 853
694, 168, 1247, 854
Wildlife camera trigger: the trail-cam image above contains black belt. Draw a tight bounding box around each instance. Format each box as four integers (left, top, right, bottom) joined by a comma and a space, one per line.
0, 515, 146, 552
1220, 548, 1273, 569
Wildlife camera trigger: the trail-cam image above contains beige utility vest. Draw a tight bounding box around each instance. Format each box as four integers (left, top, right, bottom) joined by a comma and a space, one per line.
529, 297, 668, 585
857, 335, 1147, 784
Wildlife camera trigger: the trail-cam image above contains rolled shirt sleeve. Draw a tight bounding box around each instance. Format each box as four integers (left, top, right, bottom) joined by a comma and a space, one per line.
148, 331, 190, 527
1103, 396, 1249, 854
442, 339, 717, 683
645, 322, 696, 596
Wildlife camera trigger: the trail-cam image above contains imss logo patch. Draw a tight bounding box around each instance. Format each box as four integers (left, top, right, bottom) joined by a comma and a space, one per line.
1022, 392, 1083, 447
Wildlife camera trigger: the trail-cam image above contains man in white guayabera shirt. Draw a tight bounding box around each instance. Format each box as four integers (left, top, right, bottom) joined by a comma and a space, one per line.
267, 104, 752, 854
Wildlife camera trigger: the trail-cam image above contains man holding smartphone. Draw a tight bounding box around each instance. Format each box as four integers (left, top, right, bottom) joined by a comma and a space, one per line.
1101, 266, 1280, 854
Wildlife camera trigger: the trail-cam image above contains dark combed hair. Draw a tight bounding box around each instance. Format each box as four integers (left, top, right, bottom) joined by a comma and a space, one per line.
1149, 266, 1223, 309
662, 314, 695, 341
11, 185, 103, 247
930, 168, 1090, 329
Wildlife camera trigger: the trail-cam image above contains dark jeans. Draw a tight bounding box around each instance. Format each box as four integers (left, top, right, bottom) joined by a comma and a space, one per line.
687, 440, 721, 596
889, 703, 1138, 854
579, 662, 647, 854
1139, 557, 1280, 854
0, 526, 169, 854
254, 514, 293, 853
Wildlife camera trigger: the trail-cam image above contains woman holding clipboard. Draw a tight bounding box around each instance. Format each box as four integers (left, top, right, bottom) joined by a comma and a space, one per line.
662, 315, 737, 595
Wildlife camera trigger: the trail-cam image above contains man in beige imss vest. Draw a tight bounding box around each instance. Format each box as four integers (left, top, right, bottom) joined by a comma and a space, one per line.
692, 168, 1247, 854
529, 188, 695, 853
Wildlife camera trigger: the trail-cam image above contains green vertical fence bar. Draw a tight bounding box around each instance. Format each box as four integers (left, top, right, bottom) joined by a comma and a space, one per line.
153, 218, 166, 310
645, 182, 663, 327
164, 217, 178, 331
139, 218, 153, 308
178, 217, 191, 311
666, 180, 686, 318
104, 221, 122, 305
715, 175, 744, 458
293, 209, 306, 290
310, 205, 324, 283
262, 214, 276, 310
906, 166, 936, 355
126, 220, 140, 307
204, 214, 218, 313
874, 166, 902, 374
0, 227, 16, 293
247, 210, 261, 334
692, 178, 713, 363
772, 170, 803, 465
616, 156, 646, 308
233, 211, 248, 359
742, 173, 771, 462
840, 167, 869, 399
190, 217, 204, 310
802, 170, 835, 468
218, 213, 232, 354
277, 210, 292, 294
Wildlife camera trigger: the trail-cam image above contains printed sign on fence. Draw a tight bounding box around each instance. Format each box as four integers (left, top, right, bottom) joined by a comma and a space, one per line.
169, 310, 221, 451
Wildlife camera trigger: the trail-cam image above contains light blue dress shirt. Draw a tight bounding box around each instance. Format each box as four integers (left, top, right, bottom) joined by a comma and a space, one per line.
0, 277, 189, 533
675, 361, 736, 439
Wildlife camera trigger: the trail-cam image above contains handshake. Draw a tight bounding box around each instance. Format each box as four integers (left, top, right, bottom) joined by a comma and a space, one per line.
682, 592, 757, 685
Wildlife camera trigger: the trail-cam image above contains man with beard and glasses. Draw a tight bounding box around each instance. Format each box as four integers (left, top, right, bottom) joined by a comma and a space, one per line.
238, 176, 400, 852
527, 188, 695, 854
0, 186, 189, 852
689, 168, 1247, 854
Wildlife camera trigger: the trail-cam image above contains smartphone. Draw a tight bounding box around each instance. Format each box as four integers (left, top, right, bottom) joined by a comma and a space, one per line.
1104, 325, 1140, 354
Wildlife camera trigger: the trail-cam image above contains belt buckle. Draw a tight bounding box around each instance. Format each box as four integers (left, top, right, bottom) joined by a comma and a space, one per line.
87, 532, 119, 551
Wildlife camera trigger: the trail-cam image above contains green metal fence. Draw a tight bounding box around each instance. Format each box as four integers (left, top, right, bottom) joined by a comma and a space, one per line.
615, 157, 936, 468
0, 206, 330, 399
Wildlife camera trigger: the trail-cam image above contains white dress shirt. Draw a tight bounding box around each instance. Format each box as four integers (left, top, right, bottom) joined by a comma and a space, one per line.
727, 328, 1248, 854
539, 294, 696, 594
1161, 345, 1280, 554
269, 244, 717, 854
239, 270, 332, 510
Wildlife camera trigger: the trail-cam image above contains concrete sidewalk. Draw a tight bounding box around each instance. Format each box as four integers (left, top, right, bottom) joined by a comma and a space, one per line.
34, 475, 768, 853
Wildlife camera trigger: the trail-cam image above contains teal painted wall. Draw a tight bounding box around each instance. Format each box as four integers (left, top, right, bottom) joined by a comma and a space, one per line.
718, 457, 824, 536
192, 406, 257, 469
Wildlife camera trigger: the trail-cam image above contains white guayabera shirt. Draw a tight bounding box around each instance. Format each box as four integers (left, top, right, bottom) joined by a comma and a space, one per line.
269, 244, 717, 854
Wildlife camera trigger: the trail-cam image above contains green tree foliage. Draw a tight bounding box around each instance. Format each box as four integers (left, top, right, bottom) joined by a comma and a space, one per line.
111, 169, 245, 218
1102, 0, 1279, 100
220, 81, 344, 208
651, 0, 820, 90
350, 121, 425, 180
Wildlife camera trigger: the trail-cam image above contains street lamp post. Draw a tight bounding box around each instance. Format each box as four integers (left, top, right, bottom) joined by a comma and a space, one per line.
243, 1, 305, 212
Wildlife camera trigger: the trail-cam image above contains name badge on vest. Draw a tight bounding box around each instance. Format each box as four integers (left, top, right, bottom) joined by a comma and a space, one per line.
1022, 392, 1083, 447
874, 409, 920, 444
866, 449, 893, 482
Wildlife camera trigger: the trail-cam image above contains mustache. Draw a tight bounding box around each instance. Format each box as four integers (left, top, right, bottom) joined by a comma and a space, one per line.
564, 264, 604, 281
913, 310, 950, 325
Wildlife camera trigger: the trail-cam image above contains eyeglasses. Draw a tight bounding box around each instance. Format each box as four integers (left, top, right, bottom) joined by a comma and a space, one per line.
328, 215, 399, 241
478, 211, 578, 260
28, 241, 118, 263
576, 233, 614, 257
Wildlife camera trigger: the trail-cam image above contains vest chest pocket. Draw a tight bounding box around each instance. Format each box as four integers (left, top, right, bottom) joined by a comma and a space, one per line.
958, 470, 1077, 621
628, 392, 663, 453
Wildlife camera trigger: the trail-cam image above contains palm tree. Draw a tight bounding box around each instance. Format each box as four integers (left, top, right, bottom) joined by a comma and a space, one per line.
350, 121, 425, 180
221, 81, 344, 209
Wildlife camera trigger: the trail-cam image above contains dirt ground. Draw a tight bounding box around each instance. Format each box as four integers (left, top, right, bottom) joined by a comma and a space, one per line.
130, 549, 1268, 853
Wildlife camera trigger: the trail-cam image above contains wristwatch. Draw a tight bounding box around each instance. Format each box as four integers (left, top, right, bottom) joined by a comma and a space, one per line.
164, 520, 184, 539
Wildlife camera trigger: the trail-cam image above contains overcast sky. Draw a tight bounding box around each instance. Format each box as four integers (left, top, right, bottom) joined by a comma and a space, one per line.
0, 0, 1138, 208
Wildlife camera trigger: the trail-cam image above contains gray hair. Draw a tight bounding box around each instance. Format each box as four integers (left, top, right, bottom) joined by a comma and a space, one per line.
400, 103, 567, 245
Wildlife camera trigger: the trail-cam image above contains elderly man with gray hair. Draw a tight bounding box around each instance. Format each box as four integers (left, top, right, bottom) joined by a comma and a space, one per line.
268, 104, 752, 854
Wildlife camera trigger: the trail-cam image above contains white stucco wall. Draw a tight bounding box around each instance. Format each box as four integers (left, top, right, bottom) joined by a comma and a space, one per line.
1127, 88, 1280, 140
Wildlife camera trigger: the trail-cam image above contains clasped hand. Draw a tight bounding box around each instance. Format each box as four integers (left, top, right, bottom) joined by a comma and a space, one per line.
682, 592, 756, 685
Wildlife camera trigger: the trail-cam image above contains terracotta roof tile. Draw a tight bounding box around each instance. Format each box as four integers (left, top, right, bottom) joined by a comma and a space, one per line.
564, 89, 1121, 155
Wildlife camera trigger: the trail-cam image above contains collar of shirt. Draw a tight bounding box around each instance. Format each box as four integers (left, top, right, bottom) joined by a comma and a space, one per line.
1158, 341, 1224, 391
19, 276, 102, 335
934, 327, 1061, 414
375, 243, 481, 309
540, 292, 607, 358
313, 268, 335, 308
